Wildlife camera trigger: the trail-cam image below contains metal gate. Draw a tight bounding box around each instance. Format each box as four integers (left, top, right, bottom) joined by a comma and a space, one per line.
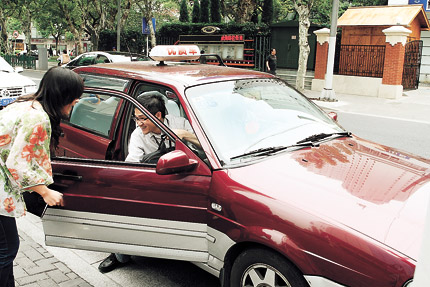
253, 35, 271, 72
402, 40, 423, 90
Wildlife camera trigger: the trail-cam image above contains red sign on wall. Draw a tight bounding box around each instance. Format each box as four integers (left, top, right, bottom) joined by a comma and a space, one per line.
220, 35, 244, 41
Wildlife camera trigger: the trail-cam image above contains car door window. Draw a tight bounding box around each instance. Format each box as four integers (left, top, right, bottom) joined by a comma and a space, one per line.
76, 54, 96, 66
95, 55, 109, 64
81, 74, 130, 92
124, 85, 207, 164
69, 93, 120, 137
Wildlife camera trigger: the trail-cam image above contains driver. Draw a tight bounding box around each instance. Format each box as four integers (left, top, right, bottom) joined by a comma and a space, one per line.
126, 91, 198, 162
98, 91, 199, 273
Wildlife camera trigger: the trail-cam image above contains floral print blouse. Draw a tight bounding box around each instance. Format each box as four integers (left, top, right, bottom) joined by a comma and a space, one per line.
0, 101, 53, 218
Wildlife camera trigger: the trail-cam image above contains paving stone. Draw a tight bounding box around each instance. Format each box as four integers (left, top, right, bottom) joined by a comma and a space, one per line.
58, 278, 87, 287
46, 269, 69, 284
54, 262, 72, 274
35, 257, 59, 267
26, 264, 57, 275
19, 283, 39, 287
23, 247, 45, 261
66, 271, 78, 280
13, 266, 28, 279
78, 282, 93, 287
16, 273, 49, 285
33, 278, 60, 287
41, 252, 53, 258
15, 257, 36, 269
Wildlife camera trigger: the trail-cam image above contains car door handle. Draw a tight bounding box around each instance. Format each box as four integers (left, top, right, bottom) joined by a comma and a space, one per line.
53, 173, 83, 181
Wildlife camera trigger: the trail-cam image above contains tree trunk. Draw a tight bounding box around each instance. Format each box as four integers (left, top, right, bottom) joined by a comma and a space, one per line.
294, 2, 311, 92
149, 20, 156, 48
54, 36, 59, 55
90, 31, 99, 51
58, 2, 84, 54
22, 13, 32, 52
0, 10, 10, 53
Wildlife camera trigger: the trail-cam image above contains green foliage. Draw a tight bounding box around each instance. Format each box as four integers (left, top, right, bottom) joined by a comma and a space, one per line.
200, 0, 209, 22
210, 0, 221, 23
158, 22, 270, 39
309, 0, 388, 26
65, 32, 75, 42
192, 0, 201, 23
262, 0, 273, 24
7, 18, 23, 34
350, 0, 388, 6
179, 0, 190, 22
99, 29, 146, 53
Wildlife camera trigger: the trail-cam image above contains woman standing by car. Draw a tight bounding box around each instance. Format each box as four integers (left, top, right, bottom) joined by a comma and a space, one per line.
0, 67, 83, 286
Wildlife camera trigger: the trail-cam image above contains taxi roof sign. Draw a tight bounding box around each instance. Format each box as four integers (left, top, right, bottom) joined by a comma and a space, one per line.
149, 45, 201, 62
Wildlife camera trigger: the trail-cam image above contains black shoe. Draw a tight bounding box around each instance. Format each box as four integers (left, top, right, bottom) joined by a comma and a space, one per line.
98, 253, 120, 273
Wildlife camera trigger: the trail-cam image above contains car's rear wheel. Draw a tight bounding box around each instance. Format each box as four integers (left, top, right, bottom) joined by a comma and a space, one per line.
230, 248, 309, 287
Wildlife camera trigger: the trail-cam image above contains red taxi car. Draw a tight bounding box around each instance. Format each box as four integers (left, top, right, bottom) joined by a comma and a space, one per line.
42, 45, 430, 287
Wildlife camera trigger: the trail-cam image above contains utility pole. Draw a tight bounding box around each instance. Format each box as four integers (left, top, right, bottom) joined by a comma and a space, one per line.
116, 0, 121, 51
320, 0, 339, 101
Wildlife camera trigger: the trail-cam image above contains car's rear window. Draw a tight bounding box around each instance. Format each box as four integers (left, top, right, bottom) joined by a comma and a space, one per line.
81, 74, 130, 92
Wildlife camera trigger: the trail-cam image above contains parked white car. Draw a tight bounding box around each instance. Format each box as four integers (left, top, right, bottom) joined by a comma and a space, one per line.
0, 56, 37, 107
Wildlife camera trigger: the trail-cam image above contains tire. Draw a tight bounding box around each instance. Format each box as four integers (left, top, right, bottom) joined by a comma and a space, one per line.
230, 248, 309, 287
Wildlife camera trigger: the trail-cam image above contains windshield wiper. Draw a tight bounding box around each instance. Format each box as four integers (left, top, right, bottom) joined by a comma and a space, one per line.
296, 131, 351, 144
230, 146, 290, 160
230, 143, 316, 161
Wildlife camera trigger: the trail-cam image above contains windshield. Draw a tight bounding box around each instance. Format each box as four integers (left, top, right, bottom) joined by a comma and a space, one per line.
0, 57, 14, 73
186, 78, 344, 165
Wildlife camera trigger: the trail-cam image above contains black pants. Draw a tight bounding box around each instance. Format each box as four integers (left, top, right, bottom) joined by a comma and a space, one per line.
0, 216, 19, 287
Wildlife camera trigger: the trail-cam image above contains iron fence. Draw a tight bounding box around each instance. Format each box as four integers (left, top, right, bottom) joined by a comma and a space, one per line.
336, 45, 385, 78
156, 36, 178, 46
253, 35, 271, 72
3, 54, 37, 69
402, 40, 422, 90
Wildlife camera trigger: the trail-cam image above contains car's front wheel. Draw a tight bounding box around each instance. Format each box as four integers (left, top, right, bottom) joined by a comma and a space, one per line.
230, 248, 309, 287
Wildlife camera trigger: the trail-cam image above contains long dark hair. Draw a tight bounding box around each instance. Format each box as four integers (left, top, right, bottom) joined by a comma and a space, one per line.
17, 67, 84, 149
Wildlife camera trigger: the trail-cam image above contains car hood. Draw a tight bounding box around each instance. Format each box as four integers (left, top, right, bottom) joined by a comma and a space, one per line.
228, 136, 430, 260
0, 71, 36, 88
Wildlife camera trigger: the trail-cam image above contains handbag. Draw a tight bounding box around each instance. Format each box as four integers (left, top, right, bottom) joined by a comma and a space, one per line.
1, 159, 48, 218
23, 191, 47, 217
140, 134, 175, 164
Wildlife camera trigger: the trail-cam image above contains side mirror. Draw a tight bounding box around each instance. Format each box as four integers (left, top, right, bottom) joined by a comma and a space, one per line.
156, 150, 198, 175
328, 111, 338, 122
14, 67, 24, 73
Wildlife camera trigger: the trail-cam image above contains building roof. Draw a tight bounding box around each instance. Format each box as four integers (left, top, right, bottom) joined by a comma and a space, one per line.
337, 5, 430, 30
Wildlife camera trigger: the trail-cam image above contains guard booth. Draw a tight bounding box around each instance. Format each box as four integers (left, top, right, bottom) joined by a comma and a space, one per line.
337, 4, 429, 89
270, 21, 321, 70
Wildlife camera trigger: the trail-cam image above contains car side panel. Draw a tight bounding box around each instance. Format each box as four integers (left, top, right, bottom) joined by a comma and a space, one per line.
207, 170, 415, 287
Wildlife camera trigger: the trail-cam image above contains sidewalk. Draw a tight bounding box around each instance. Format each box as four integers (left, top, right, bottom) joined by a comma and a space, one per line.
16, 214, 119, 287
302, 86, 430, 124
